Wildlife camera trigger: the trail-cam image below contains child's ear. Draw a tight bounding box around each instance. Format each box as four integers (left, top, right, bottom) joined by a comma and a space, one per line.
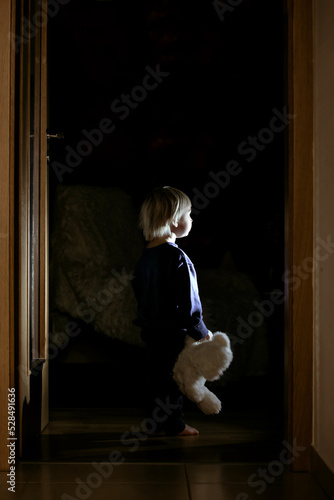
171, 220, 179, 229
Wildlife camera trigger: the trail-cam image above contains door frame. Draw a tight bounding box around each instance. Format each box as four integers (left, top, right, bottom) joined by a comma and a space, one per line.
285, 0, 313, 471
0, 0, 313, 471
0, 0, 16, 471
0, 0, 49, 469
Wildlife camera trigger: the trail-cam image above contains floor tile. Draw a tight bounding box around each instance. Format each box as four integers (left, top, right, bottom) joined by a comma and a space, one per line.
0, 483, 27, 500
0, 482, 190, 500
15, 462, 187, 484
185, 463, 316, 485
190, 479, 329, 500
5, 463, 38, 483
1, 463, 329, 500
186, 463, 269, 483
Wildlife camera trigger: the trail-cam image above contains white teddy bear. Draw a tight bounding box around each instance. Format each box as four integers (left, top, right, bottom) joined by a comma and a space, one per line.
173, 331, 233, 415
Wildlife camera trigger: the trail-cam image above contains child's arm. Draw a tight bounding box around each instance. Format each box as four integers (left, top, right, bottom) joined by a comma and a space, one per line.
174, 254, 210, 341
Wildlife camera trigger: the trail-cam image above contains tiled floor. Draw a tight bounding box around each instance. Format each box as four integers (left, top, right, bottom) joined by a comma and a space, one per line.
0, 461, 330, 500
2, 408, 330, 499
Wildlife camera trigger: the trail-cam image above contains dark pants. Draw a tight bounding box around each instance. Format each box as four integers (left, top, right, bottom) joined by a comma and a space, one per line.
142, 328, 186, 435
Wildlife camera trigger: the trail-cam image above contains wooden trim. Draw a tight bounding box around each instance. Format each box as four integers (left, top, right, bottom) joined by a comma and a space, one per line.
39, 0, 48, 361
0, 0, 15, 471
32, 40, 41, 361
18, 0, 31, 458
40, 0, 49, 429
31, 0, 41, 361
18, 0, 30, 382
10, 0, 16, 389
16, 0, 50, 451
286, 0, 314, 471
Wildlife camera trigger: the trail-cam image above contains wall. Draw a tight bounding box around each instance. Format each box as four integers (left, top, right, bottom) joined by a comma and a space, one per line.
313, 0, 334, 475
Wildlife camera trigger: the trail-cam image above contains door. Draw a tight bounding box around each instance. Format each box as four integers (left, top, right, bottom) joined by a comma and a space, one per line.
15, 0, 49, 455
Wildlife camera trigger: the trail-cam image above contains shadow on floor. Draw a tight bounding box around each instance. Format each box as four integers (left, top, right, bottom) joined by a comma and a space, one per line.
23, 406, 284, 464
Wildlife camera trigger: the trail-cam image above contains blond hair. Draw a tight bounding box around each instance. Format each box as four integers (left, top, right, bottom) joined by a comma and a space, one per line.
139, 186, 191, 241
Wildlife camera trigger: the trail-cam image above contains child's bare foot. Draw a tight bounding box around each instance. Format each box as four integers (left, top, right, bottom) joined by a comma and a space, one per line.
177, 424, 199, 436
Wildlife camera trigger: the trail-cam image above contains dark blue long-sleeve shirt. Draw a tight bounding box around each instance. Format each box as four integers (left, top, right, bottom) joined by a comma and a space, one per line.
131, 242, 209, 342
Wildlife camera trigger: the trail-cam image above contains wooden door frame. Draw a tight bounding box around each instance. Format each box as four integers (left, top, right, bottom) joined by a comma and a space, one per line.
0, 0, 313, 471
0, 0, 16, 472
16, 0, 49, 455
0, 0, 49, 470
285, 0, 314, 471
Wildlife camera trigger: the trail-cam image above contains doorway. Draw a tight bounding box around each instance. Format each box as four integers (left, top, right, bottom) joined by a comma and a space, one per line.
38, 0, 287, 462
0, 0, 314, 473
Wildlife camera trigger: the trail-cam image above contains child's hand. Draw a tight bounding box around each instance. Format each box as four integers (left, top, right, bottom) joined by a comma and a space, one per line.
199, 331, 213, 342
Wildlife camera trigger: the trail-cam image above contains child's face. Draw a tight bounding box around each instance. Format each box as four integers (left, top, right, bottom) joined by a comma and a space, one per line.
173, 205, 193, 239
